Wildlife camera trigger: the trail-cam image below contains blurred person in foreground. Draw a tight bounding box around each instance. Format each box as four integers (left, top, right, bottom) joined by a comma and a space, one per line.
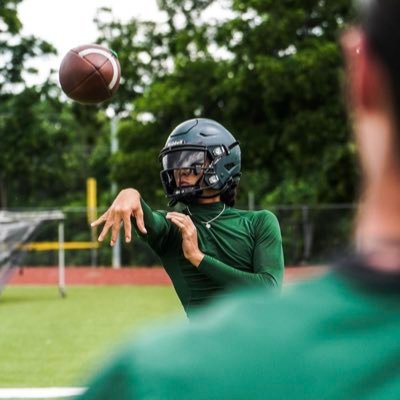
91, 118, 284, 319
78, 0, 400, 398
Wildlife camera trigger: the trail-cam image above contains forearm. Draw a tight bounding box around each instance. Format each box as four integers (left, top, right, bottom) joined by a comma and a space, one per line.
198, 255, 278, 288
135, 198, 170, 245
139, 198, 162, 233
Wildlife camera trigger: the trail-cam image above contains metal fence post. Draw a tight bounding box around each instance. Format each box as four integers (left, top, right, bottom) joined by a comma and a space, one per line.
58, 221, 66, 297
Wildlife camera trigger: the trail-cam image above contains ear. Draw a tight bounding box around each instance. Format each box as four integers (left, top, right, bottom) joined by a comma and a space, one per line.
341, 28, 388, 113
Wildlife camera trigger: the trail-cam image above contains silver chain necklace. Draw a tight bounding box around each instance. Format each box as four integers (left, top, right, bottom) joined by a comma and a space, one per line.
187, 203, 226, 229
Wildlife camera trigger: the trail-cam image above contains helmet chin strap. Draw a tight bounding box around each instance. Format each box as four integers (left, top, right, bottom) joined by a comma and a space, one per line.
168, 175, 229, 207
167, 175, 204, 207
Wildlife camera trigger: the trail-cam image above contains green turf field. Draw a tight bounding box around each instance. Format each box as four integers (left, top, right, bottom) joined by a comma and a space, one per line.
0, 286, 184, 388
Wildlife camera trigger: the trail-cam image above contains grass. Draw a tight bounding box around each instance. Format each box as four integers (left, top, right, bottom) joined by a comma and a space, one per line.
0, 285, 184, 388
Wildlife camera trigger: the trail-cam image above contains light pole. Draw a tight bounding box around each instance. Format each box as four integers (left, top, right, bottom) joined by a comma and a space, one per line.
109, 109, 121, 269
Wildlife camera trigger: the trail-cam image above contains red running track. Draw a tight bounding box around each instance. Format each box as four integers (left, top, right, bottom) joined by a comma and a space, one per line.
8, 266, 327, 286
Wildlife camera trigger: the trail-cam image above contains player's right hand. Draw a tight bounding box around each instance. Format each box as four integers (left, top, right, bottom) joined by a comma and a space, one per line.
91, 188, 147, 246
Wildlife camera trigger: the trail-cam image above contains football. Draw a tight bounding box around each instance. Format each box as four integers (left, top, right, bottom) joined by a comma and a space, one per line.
59, 44, 121, 104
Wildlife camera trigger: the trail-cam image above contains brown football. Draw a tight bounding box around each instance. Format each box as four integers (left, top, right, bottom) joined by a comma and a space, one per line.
59, 44, 121, 104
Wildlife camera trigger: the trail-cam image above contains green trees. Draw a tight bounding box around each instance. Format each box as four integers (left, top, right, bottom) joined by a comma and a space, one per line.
0, 1, 111, 208
95, 0, 357, 208
1, 0, 357, 210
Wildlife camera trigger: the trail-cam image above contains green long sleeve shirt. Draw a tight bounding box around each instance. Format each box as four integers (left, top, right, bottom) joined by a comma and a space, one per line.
137, 199, 284, 316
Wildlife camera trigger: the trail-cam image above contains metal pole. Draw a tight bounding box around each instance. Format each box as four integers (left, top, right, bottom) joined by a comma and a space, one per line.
248, 191, 255, 210
302, 205, 313, 263
111, 115, 121, 269
58, 221, 66, 297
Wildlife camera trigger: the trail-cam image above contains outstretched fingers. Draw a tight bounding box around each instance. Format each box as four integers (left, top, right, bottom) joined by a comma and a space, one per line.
89, 189, 148, 245
110, 216, 122, 246
122, 213, 132, 243
89, 208, 123, 245
90, 211, 114, 242
90, 212, 108, 228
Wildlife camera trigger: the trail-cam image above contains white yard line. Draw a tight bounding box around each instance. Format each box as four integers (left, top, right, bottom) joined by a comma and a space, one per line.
0, 387, 86, 399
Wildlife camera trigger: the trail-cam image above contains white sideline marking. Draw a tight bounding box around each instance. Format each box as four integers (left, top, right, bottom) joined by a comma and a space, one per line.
0, 387, 86, 399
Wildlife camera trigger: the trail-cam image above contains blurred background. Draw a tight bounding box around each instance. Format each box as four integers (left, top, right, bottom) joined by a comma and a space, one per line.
0, 1, 360, 394
1, 0, 357, 268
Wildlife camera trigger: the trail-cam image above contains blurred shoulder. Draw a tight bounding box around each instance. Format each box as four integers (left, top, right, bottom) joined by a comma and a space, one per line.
85, 274, 337, 399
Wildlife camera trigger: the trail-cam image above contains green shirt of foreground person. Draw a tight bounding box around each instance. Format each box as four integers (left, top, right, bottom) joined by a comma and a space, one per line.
92, 118, 284, 318
78, 260, 400, 400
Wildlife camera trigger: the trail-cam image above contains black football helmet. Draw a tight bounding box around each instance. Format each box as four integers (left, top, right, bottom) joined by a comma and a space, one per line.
159, 118, 241, 206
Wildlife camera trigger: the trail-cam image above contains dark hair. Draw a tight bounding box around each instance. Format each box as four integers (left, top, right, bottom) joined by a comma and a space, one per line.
360, 0, 400, 126
220, 180, 239, 207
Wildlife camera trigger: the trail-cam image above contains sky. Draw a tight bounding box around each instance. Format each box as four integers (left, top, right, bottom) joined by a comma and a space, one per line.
17, 0, 164, 84
17, 0, 231, 85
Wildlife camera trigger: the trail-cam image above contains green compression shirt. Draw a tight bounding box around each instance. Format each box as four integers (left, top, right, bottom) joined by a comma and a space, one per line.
136, 199, 284, 316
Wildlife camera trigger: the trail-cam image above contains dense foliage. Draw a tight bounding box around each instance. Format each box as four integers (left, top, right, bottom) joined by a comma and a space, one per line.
98, 0, 358, 208
1, 0, 357, 211
0, 1, 112, 208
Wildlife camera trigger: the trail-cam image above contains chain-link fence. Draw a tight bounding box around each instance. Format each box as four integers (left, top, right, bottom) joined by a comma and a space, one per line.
270, 204, 356, 265
15, 204, 356, 267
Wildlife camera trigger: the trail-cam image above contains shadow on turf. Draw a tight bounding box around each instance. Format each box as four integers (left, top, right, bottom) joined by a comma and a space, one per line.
0, 291, 64, 305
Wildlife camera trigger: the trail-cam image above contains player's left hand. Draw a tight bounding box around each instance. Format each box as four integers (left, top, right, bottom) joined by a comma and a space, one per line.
166, 212, 204, 267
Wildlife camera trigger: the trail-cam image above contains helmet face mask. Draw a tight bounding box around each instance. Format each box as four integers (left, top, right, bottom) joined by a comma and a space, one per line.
159, 119, 241, 206
160, 146, 209, 203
